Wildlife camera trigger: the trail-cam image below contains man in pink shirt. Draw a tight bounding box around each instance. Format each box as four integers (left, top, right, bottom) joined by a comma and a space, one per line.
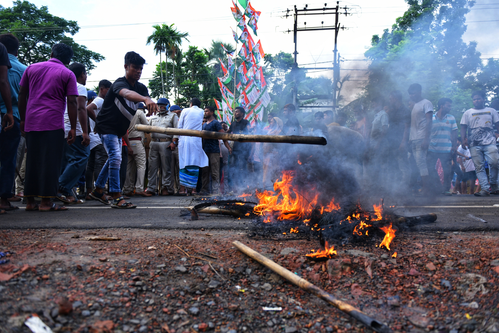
18, 43, 79, 212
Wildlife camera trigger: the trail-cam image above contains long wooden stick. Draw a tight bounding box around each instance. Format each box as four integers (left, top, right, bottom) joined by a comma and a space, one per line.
135, 124, 327, 145
232, 241, 390, 333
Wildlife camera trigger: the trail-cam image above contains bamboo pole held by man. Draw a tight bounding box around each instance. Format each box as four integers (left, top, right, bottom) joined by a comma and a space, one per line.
135, 124, 327, 145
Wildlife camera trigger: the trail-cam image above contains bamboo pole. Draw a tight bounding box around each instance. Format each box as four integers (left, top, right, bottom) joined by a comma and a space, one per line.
232, 241, 391, 333
135, 124, 327, 145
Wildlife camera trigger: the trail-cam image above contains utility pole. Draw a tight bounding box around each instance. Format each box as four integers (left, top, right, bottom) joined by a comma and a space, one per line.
288, 1, 349, 111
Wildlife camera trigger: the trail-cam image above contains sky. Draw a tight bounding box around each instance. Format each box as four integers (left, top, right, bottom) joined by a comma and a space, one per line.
0, 0, 497, 103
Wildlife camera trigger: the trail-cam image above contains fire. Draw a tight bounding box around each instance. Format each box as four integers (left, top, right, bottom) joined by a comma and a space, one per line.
297, 160, 302, 165
306, 241, 337, 259
290, 227, 298, 234
235, 202, 245, 206
353, 220, 372, 236
379, 223, 396, 251
392, 252, 397, 258
373, 203, 383, 221
238, 193, 252, 198
254, 171, 319, 221
325, 198, 341, 212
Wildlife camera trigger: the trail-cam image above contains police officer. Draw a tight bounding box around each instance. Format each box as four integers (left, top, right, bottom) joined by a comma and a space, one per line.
146, 98, 179, 196
169, 105, 182, 194
123, 102, 151, 197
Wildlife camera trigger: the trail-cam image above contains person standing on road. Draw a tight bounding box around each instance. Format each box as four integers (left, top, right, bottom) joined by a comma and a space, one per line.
57, 62, 90, 204
90, 51, 158, 208
123, 102, 150, 197
18, 43, 78, 212
178, 98, 208, 195
460, 90, 499, 196
85, 80, 111, 200
0, 34, 24, 212
170, 105, 182, 194
408, 83, 434, 195
200, 106, 231, 195
427, 98, 458, 196
146, 98, 178, 196
228, 106, 250, 193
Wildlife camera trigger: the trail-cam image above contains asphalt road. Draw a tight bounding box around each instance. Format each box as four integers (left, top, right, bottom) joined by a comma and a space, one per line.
1, 194, 498, 231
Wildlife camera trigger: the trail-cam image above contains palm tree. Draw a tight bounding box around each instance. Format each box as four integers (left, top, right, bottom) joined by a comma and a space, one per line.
146, 23, 189, 98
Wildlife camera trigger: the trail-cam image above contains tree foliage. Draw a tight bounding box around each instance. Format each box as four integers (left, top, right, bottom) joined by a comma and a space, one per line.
364, 0, 482, 114
0, 0, 104, 72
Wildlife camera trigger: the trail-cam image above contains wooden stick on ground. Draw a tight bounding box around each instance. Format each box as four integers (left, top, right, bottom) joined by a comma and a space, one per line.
232, 241, 391, 333
135, 125, 327, 146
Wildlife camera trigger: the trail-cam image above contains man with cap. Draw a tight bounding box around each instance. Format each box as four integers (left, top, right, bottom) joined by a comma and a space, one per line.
169, 104, 182, 194
123, 102, 150, 196
146, 98, 179, 196
85, 80, 111, 199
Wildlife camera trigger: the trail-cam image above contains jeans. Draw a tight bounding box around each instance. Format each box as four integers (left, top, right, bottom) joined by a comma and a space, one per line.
95, 134, 122, 193
59, 136, 90, 195
411, 139, 429, 177
120, 145, 128, 192
201, 152, 221, 194
0, 117, 21, 198
86, 144, 108, 191
427, 151, 452, 193
470, 144, 499, 191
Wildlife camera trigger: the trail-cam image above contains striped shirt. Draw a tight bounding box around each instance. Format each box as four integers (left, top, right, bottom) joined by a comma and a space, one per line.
429, 113, 457, 153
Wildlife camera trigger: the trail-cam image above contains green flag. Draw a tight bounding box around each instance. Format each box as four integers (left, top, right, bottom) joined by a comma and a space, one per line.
238, 0, 248, 9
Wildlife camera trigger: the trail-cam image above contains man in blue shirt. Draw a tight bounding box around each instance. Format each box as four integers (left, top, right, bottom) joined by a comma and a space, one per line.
427, 98, 458, 195
0, 34, 26, 211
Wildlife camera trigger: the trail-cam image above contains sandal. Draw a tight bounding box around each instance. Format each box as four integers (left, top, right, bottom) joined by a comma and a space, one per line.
89, 190, 111, 205
25, 203, 39, 212
39, 203, 68, 212
0, 204, 19, 211
111, 196, 137, 209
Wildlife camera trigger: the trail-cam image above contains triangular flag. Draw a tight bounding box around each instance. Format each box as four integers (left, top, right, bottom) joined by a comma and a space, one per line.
227, 55, 235, 73
218, 78, 235, 105
219, 58, 228, 75
245, 2, 261, 19
258, 67, 266, 88
237, 62, 248, 85
247, 14, 258, 36
214, 99, 221, 110
236, 82, 243, 94
245, 80, 259, 104
253, 40, 265, 63
222, 100, 233, 125
238, 0, 248, 9
238, 90, 250, 109
220, 70, 232, 85
238, 44, 248, 60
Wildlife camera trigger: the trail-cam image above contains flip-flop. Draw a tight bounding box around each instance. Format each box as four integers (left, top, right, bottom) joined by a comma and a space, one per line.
89, 191, 111, 205
56, 193, 73, 204
39, 203, 68, 212
0, 204, 19, 211
25, 203, 39, 212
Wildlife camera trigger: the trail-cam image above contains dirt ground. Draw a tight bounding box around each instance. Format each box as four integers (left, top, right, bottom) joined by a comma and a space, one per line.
1, 228, 498, 333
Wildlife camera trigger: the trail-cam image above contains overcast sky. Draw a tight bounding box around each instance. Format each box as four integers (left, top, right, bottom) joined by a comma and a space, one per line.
0, 0, 496, 102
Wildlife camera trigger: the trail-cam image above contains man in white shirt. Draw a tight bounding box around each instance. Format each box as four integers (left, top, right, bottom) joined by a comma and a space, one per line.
85, 80, 111, 199
460, 90, 499, 196
57, 62, 90, 203
408, 83, 433, 195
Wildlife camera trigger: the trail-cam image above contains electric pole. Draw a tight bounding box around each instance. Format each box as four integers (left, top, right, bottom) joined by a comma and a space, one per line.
288, 1, 349, 111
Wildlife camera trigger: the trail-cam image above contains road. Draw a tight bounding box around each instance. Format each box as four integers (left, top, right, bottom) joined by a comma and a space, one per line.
1, 194, 498, 231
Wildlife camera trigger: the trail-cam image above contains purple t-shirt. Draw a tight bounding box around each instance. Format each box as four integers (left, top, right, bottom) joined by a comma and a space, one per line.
19, 58, 78, 132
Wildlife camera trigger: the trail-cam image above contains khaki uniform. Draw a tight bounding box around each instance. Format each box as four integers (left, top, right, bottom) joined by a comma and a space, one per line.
123, 110, 149, 193
147, 112, 179, 193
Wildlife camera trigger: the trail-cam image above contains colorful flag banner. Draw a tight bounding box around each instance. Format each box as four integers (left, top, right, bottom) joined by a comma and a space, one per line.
221, 43, 235, 57
258, 67, 266, 88
237, 18, 247, 32
220, 71, 231, 85
236, 82, 243, 94
246, 31, 256, 51
222, 99, 233, 124
247, 14, 258, 35
218, 78, 235, 105
238, 90, 250, 109
238, 44, 248, 61
245, 2, 261, 20
253, 40, 265, 63
237, 62, 248, 85
227, 55, 235, 73
231, 27, 238, 44
245, 79, 259, 104
239, 27, 249, 44
231, 3, 244, 21
214, 98, 221, 110
258, 86, 271, 107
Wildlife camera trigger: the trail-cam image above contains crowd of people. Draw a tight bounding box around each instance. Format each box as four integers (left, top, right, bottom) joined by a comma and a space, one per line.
1, 35, 498, 214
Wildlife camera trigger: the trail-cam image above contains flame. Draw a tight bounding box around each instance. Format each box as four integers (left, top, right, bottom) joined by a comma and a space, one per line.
297, 160, 302, 165
392, 252, 397, 258
290, 227, 299, 234
379, 223, 396, 251
325, 198, 341, 212
235, 202, 245, 206
254, 171, 319, 221
353, 220, 372, 236
306, 241, 337, 259
373, 203, 383, 221
238, 193, 252, 198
